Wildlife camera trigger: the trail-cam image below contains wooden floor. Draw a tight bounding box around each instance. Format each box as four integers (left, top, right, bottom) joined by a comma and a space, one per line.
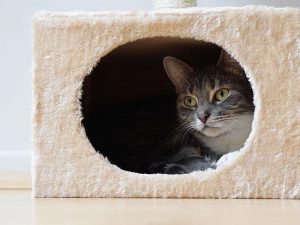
1, 189, 300, 225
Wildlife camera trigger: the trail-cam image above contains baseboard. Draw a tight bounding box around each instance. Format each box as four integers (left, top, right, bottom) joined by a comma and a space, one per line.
0, 172, 31, 189
0, 151, 31, 189
0, 150, 31, 172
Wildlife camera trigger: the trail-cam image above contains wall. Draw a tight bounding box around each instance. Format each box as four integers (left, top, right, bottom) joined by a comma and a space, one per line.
0, 0, 299, 172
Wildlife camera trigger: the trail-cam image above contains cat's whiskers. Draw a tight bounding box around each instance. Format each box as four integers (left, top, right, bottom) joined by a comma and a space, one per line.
227, 105, 254, 112
213, 115, 231, 119
210, 115, 233, 123
220, 114, 253, 134
209, 114, 249, 129
226, 118, 244, 132
182, 126, 194, 144
172, 122, 194, 146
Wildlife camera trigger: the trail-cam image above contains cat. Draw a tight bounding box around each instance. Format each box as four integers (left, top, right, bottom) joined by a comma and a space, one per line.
157, 50, 254, 173
84, 50, 254, 174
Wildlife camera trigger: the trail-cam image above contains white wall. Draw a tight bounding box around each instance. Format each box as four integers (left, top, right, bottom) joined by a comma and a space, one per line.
0, 0, 299, 172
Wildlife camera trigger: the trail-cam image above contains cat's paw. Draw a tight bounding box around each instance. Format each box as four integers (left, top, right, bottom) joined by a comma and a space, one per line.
216, 150, 241, 168
163, 164, 189, 174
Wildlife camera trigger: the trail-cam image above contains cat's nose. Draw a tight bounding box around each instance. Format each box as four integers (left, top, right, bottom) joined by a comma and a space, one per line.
198, 113, 210, 124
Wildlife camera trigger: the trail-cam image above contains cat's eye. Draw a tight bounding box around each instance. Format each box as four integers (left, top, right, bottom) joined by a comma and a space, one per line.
184, 96, 197, 108
214, 88, 230, 102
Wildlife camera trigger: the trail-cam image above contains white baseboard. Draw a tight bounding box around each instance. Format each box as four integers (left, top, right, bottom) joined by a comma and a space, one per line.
0, 172, 31, 189
0, 150, 31, 172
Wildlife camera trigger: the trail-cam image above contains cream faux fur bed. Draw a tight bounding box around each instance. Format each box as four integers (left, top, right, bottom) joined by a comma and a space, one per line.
32, 6, 300, 198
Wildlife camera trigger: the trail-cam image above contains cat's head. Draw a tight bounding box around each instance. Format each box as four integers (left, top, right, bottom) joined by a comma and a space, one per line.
163, 50, 254, 138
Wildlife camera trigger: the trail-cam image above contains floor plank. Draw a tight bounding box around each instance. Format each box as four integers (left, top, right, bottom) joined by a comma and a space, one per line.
1, 190, 300, 225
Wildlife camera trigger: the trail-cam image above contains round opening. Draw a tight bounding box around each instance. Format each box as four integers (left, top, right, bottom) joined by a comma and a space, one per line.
81, 37, 255, 174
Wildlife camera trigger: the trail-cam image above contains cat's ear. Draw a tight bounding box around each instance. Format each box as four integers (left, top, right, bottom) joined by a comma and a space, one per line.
217, 49, 243, 75
163, 57, 193, 92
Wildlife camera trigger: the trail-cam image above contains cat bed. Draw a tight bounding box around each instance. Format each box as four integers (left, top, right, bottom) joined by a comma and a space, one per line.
32, 6, 300, 198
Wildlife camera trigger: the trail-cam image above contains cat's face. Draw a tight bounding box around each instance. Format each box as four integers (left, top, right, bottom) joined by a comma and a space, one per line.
163, 51, 254, 138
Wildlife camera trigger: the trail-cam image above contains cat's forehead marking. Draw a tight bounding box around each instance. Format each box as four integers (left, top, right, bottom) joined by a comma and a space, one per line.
190, 74, 213, 102
209, 90, 215, 103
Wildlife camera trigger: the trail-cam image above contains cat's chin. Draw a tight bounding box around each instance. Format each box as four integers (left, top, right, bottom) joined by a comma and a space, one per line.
199, 126, 226, 138
191, 121, 225, 137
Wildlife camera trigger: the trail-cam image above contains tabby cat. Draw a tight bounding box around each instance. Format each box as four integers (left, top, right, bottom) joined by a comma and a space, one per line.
85, 50, 254, 174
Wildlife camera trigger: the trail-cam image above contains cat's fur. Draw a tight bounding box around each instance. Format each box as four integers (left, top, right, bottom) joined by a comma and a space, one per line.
84, 50, 254, 174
